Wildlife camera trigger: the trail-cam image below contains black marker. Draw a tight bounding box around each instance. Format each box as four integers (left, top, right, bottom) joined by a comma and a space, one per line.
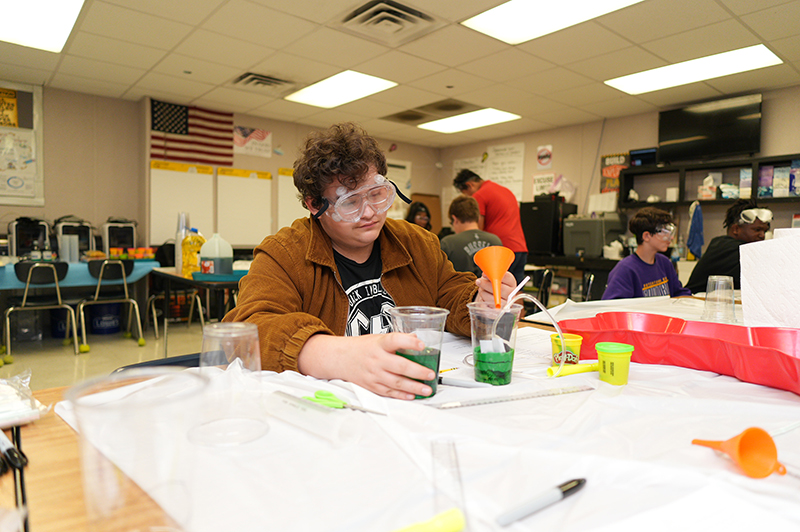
496, 478, 586, 526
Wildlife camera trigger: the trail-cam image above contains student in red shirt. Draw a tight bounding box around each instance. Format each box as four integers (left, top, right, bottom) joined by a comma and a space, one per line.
453, 169, 528, 284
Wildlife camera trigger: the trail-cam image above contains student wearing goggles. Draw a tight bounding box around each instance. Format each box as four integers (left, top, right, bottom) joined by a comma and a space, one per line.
224, 122, 517, 402
685, 200, 770, 293
602, 207, 691, 300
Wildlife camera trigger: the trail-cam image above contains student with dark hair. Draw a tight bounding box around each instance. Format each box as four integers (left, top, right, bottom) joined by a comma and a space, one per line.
440, 195, 502, 276
405, 202, 432, 231
224, 123, 516, 400
685, 199, 771, 293
453, 169, 528, 285
602, 207, 691, 299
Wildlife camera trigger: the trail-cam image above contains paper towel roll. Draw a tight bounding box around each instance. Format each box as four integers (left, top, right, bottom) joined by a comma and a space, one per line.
67, 235, 80, 263
773, 228, 800, 240
740, 237, 800, 328
57, 235, 69, 263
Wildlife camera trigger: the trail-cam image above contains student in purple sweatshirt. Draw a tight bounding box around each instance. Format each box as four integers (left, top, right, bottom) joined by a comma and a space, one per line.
602, 207, 692, 300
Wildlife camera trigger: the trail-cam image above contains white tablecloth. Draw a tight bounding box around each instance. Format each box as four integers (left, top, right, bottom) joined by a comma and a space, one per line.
57, 329, 800, 531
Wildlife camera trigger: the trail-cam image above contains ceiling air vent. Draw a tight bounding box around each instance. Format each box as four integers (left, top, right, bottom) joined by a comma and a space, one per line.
381, 99, 482, 125
229, 72, 298, 98
337, 1, 445, 47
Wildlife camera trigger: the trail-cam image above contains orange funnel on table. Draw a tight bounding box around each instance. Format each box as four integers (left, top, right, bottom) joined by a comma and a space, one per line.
692, 427, 787, 479
474, 246, 514, 308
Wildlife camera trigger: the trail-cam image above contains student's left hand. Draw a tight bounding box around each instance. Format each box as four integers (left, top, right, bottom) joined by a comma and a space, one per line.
475, 271, 517, 307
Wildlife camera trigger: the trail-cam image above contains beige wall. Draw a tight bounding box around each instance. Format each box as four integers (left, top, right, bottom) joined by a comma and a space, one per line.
3, 84, 800, 253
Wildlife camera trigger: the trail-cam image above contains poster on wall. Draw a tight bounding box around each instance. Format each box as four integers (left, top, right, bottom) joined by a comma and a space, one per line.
0, 81, 44, 206
536, 144, 553, 169
600, 153, 629, 193
452, 155, 486, 181
486, 142, 525, 201
233, 126, 272, 158
532, 173, 555, 197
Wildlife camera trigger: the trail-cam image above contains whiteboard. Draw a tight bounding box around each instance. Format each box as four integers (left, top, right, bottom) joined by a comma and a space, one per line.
149, 161, 214, 245
277, 171, 308, 231
217, 169, 271, 247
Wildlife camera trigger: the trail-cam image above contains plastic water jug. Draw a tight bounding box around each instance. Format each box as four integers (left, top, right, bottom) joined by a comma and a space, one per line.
175, 212, 189, 275
200, 233, 233, 275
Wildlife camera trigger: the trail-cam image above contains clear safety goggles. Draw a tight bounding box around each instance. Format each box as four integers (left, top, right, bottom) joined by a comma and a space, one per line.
654, 223, 676, 241
313, 175, 409, 223
739, 208, 772, 225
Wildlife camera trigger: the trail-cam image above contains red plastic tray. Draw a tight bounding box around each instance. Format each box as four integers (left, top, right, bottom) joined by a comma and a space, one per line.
558, 312, 800, 395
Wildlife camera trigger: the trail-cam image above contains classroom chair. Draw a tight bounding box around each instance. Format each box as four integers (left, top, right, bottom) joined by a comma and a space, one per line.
4, 261, 80, 357
77, 259, 145, 353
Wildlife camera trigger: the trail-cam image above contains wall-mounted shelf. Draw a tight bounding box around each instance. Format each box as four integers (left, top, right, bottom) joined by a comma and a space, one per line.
619, 153, 800, 210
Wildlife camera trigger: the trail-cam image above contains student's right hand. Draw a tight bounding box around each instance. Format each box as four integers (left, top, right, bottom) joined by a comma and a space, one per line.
296, 333, 436, 400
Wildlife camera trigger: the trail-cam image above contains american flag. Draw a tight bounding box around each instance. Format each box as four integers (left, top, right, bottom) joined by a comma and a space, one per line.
150, 99, 234, 166
233, 126, 269, 147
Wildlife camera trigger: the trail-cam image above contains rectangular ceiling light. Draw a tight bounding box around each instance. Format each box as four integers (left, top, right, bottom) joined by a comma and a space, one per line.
605, 45, 783, 95
0, 0, 86, 53
462, 0, 644, 45
418, 108, 521, 134
285, 70, 397, 108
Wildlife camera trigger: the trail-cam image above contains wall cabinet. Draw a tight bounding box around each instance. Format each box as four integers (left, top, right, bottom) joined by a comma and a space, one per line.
619, 153, 800, 210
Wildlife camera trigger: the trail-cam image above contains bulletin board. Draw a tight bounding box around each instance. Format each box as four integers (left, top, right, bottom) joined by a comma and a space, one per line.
217, 167, 272, 247
0, 81, 44, 206
149, 160, 214, 246
277, 168, 307, 231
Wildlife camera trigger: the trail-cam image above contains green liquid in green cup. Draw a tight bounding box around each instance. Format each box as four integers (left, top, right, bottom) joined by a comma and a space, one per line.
473, 346, 515, 386
396, 348, 440, 399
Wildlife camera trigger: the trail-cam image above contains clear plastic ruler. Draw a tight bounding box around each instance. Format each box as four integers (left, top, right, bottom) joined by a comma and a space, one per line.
430, 384, 594, 410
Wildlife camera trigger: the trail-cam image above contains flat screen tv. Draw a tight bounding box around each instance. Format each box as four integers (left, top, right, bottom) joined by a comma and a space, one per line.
657, 94, 761, 164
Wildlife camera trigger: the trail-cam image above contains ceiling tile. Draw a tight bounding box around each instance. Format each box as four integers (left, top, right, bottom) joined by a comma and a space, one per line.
134, 72, 215, 99
703, 63, 800, 93
458, 85, 566, 116
356, 119, 407, 136
253, 98, 323, 120
398, 25, 507, 68
642, 19, 761, 62
568, 47, 667, 81
249, 52, 340, 85
368, 85, 444, 109
507, 67, 595, 96
201, 0, 317, 49
486, 117, 556, 136
80, 1, 193, 50
102, 0, 227, 25
422, 1, 505, 22
457, 49, 554, 83
516, 21, 631, 65
0, 42, 61, 70
193, 87, 276, 111
336, 98, 406, 119
597, 0, 731, 44
123, 87, 192, 104
741, 2, 800, 41
49, 73, 130, 99
153, 54, 241, 85
174, 30, 275, 70
770, 34, 800, 62
283, 27, 389, 70
0, 62, 53, 86
247, 0, 356, 24
579, 96, 658, 118
58, 56, 146, 85
298, 109, 370, 129
531, 107, 602, 127
546, 82, 624, 107
354, 51, 447, 84
67, 32, 166, 69
717, 0, 798, 16
407, 69, 496, 97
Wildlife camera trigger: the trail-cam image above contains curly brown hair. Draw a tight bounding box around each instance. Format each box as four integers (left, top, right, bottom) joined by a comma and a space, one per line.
293, 123, 387, 211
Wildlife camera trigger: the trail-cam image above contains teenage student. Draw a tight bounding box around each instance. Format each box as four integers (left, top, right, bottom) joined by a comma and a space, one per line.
602, 207, 691, 299
224, 123, 515, 400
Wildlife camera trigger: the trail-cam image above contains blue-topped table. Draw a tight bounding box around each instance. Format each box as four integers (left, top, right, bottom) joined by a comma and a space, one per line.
0, 260, 158, 290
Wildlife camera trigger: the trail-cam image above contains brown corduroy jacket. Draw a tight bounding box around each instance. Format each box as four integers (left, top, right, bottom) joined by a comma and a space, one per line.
223, 216, 478, 372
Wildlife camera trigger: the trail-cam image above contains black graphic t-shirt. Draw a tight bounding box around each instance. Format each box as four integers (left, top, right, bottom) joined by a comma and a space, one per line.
334, 240, 396, 336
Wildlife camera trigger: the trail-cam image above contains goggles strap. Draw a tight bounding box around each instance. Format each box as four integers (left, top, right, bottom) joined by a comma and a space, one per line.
391, 181, 412, 205
312, 198, 329, 220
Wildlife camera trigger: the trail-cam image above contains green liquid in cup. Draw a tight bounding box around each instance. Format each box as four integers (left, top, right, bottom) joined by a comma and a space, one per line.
473, 346, 515, 386
396, 348, 440, 399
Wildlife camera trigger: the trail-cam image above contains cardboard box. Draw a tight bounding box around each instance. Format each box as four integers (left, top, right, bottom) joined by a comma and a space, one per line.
773, 166, 790, 197
758, 165, 773, 198
739, 168, 752, 199
698, 185, 717, 200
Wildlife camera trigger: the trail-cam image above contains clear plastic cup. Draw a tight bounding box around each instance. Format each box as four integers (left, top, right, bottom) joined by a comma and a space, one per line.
701, 275, 736, 323
467, 302, 522, 386
387, 307, 450, 399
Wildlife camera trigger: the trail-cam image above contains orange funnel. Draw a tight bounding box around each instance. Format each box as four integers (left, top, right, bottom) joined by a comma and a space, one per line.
692, 427, 787, 479
474, 246, 514, 308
